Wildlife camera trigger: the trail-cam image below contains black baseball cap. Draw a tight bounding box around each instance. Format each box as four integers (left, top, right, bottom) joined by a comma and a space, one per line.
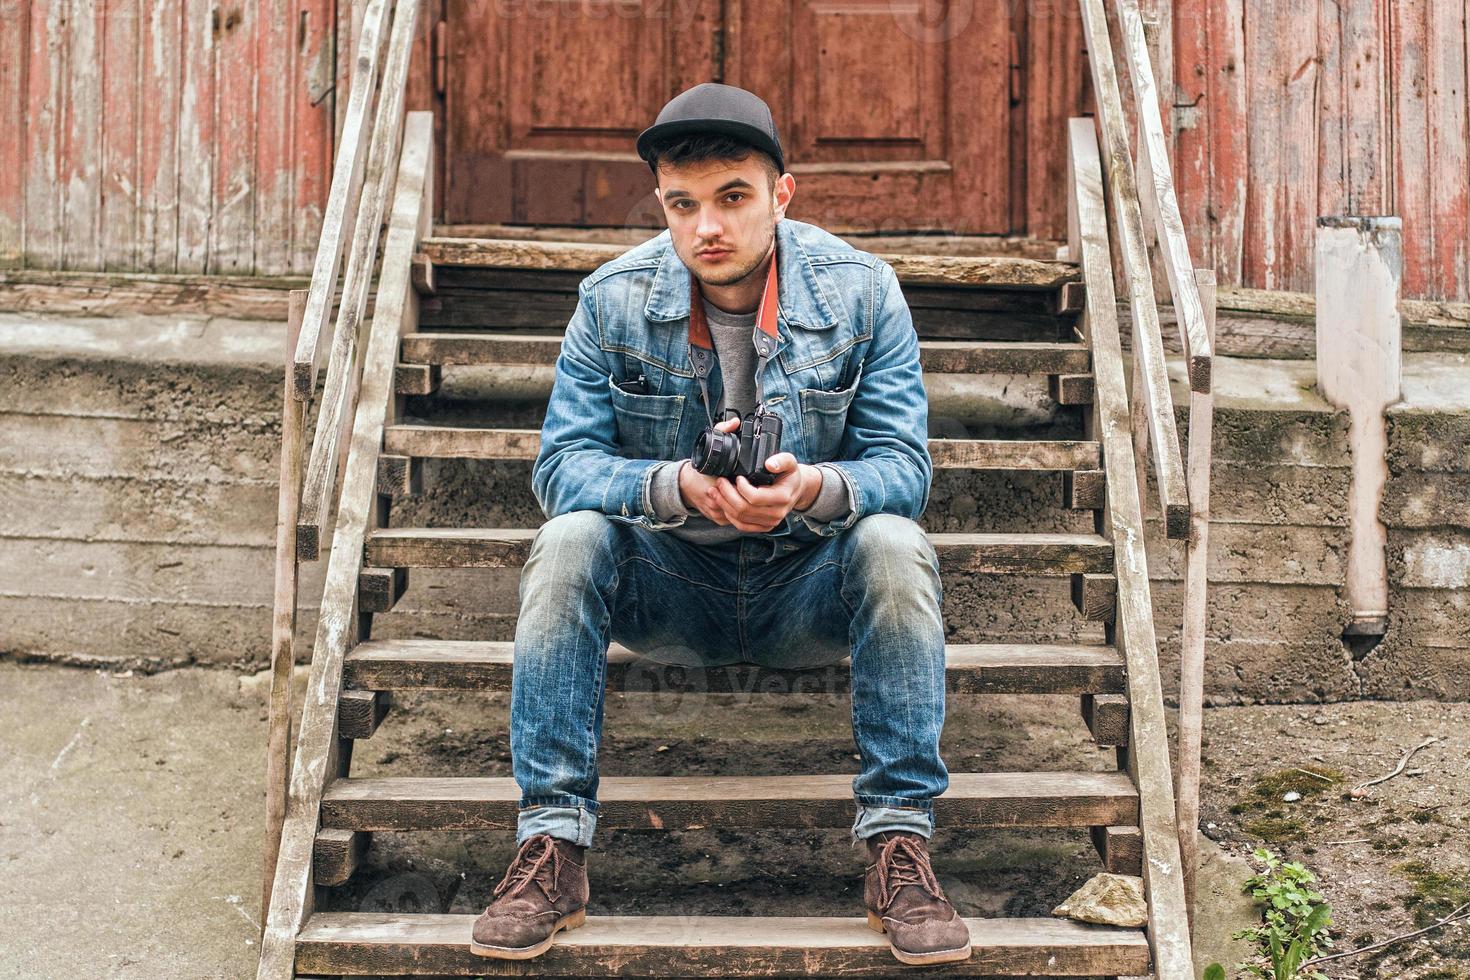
636, 82, 786, 176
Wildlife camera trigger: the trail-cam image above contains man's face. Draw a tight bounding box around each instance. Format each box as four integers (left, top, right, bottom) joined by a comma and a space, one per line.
655, 155, 794, 288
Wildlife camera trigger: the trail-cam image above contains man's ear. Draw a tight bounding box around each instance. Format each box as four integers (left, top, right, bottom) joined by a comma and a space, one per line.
773, 172, 796, 221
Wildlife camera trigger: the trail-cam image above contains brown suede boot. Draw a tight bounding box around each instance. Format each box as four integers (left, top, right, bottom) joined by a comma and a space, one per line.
470, 834, 589, 959
863, 831, 972, 965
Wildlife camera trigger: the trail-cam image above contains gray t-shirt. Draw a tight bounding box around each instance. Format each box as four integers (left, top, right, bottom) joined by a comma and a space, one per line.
646, 296, 852, 543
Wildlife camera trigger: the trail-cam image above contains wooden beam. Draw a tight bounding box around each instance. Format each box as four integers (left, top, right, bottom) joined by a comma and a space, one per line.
1077, 0, 1190, 542
393, 362, 440, 396
337, 689, 389, 740
357, 566, 406, 614
1177, 267, 1217, 935
256, 109, 434, 980
1050, 373, 1095, 406
1068, 115, 1193, 978
290, 0, 392, 400
296, 0, 419, 559
320, 772, 1139, 831
399, 332, 1094, 377
343, 639, 1129, 696
420, 238, 1081, 290
364, 528, 1116, 576
1065, 469, 1107, 510
1116, 0, 1214, 390
313, 828, 370, 888
1082, 693, 1131, 747
262, 290, 307, 922
1071, 573, 1117, 622
295, 913, 1150, 977
1090, 824, 1144, 876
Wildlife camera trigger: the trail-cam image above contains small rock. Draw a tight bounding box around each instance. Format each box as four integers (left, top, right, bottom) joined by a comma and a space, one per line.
1283, 791, 1302, 802
1312, 716, 1330, 726
1052, 873, 1147, 927
656, 745, 670, 753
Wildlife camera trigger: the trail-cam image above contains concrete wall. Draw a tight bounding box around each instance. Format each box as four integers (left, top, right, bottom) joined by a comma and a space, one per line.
1, 311, 1464, 702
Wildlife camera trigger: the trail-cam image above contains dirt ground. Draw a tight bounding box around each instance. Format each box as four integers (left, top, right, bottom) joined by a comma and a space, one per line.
2, 660, 1468, 979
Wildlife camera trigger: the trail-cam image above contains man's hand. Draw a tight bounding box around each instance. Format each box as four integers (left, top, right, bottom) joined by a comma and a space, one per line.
678, 416, 823, 532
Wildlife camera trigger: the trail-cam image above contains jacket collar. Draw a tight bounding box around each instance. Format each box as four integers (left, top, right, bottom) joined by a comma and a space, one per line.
643, 219, 841, 330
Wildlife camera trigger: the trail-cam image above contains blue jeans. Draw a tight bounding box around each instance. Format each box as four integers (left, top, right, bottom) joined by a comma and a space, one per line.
510, 510, 949, 848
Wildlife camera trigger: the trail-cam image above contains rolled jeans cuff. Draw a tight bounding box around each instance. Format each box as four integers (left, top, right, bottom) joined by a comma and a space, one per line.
517, 798, 598, 848
852, 797, 935, 842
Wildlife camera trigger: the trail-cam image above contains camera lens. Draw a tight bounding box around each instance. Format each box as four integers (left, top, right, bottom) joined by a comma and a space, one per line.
693, 427, 739, 477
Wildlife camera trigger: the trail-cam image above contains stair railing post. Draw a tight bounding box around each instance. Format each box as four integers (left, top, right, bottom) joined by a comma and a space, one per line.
263, 289, 309, 924
1177, 267, 1216, 936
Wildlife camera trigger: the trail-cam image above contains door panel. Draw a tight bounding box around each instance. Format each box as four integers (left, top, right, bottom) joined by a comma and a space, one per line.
444, 0, 1028, 234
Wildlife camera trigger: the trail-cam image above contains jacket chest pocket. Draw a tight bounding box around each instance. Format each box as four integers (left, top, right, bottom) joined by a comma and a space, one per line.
797, 362, 863, 462
608, 376, 685, 460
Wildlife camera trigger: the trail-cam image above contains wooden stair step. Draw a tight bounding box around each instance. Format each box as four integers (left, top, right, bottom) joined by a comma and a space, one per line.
319, 772, 1137, 831
400, 331, 1091, 375
296, 912, 1149, 976
420, 237, 1081, 290
382, 424, 1101, 471
364, 528, 1114, 575
344, 639, 1127, 695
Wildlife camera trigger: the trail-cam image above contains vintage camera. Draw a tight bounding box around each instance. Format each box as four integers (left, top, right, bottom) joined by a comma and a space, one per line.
691, 408, 784, 487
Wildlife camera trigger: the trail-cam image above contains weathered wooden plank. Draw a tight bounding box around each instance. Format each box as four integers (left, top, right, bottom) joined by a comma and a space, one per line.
357, 566, 407, 614
1241, 0, 1320, 292
1177, 267, 1217, 931
297, 0, 418, 556
398, 332, 1092, 376
21, 1, 65, 268
365, 528, 1115, 576
343, 639, 1128, 696
212, 0, 256, 274
1065, 469, 1106, 510
263, 290, 306, 921
99, 0, 140, 271
1068, 115, 1193, 980
138, 0, 182, 273
257, 112, 434, 980
1050, 372, 1095, 406
0, 1, 29, 261
337, 689, 389, 740
380, 424, 1101, 472
1078, 0, 1191, 540
291, 0, 337, 275
1116, 0, 1213, 390
252, 0, 296, 276
393, 362, 440, 396
1392, 0, 1470, 302
1082, 692, 1130, 748
176, 0, 216, 273
313, 828, 369, 888
1090, 824, 1145, 876
60, 0, 102, 270
296, 913, 1150, 977
320, 772, 1139, 832
1024, 2, 1089, 240
1071, 572, 1117, 622
419, 238, 1081, 291
291, 0, 392, 400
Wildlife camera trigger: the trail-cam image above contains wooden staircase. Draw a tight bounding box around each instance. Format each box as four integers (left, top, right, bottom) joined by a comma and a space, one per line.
259, 1, 1215, 977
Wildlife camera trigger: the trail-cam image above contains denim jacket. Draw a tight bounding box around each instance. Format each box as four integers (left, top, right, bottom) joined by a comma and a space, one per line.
531, 217, 933, 550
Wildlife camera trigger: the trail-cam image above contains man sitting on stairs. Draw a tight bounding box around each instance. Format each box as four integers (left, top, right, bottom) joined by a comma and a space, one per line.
470, 82, 971, 967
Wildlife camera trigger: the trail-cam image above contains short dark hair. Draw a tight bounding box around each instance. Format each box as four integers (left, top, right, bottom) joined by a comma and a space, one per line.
644, 132, 781, 190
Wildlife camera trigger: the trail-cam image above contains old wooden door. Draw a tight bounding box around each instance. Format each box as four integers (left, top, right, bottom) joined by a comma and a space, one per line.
443, 0, 1021, 234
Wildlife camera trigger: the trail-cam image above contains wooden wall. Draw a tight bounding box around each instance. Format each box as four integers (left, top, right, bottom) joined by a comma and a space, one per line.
0, 0, 337, 276
1173, 0, 1469, 301
0, 0, 1465, 299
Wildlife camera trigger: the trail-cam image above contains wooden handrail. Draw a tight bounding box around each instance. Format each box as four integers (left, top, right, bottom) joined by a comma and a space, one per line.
257, 111, 435, 980
1077, 0, 1189, 540
290, 0, 391, 403
1115, 0, 1213, 392
296, 0, 421, 560
1068, 116, 1194, 980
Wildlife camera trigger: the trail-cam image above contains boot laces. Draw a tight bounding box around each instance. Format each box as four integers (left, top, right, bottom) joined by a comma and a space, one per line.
493, 834, 564, 903
875, 834, 943, 910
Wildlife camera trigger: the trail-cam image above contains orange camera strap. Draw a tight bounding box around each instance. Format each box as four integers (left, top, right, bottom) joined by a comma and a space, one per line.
687, 242, 780, 427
